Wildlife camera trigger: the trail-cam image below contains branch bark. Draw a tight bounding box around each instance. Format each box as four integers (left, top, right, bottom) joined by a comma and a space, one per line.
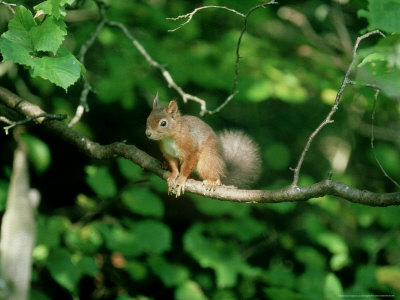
1, 87, 399, 206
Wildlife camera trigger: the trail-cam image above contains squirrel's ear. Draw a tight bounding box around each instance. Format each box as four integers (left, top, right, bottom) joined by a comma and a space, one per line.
167, 100, 179, 119
153, 92, 160, 108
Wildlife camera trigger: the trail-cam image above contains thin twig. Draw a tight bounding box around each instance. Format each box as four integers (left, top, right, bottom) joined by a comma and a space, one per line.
167, 6, 246, 32
108, 20, 209, 115
291, 30, 384, 187
208, 1, 278, 114
2, 113, 67, 135
69, 3, 108, 127
370, 89, 400, 189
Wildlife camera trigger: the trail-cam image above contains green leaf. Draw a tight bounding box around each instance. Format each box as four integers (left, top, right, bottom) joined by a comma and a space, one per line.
121, 187, 164, 217
117, 158, 143, 181
324, 273, 343, 300
21, 133, 52, 173
0, 37, 34, 67
30, 16, 66, 54
263, 288, 308, 300
359, 0, 400, 33
34, 0, 75, 20
2, 6, 35, 51
74, 255, 98, 277
0, 180, 9, 212
134, 220, 172, 254
47, 249, 80, 292
85, 165, 117, 199
376, 266, 400, 290
175, 281, 208, 300
184, 224, 260, 288
31, 47, 82, 91
264, 142, 291, 171
148, 256, 189, 287
191, 194, 250, 218
124, 260, 148, 281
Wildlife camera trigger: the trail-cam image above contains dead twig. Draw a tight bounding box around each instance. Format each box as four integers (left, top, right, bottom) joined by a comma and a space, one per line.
291, 30, 385, 187
370, 89, 400, 189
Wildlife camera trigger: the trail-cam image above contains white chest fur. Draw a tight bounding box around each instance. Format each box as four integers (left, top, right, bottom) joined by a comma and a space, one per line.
161, 138, 179, 158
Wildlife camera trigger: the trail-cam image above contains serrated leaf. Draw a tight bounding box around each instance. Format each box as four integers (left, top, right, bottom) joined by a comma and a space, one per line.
360, 0, 400, 33
34, 0, 74, 20
30, 16, 66, 54
121, 187, 164, 217
0, 37, 33, 67
2, 6, 35, 51
31, 47, 81, 91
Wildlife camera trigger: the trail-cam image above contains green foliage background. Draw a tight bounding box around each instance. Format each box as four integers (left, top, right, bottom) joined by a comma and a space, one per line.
1, 0, 400, 299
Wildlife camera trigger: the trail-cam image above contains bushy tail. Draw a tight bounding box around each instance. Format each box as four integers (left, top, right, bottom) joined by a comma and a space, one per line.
218, 130, 261, 188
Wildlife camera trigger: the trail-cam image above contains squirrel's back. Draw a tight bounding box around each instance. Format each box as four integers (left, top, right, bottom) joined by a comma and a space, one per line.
218, 130, 261, 188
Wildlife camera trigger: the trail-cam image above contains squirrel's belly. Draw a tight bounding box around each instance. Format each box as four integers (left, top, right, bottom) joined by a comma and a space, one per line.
161, 138, 179, 158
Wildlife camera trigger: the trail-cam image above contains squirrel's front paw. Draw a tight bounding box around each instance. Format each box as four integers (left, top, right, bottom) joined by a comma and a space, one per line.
202, 179, 221, 193
167, 174, 178, 195
172, 176, 187, 197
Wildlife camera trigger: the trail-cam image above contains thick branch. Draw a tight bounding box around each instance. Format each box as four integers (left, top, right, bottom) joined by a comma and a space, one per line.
1, 87, 399, 206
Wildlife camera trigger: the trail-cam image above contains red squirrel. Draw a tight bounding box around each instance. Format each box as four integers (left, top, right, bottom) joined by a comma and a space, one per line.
145, 94, 261, 197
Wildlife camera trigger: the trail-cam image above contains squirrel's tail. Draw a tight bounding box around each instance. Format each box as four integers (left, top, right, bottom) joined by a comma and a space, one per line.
218, 130, 261, 188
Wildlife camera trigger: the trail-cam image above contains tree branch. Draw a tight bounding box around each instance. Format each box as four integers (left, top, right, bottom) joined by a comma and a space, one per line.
1, 87, 399, 206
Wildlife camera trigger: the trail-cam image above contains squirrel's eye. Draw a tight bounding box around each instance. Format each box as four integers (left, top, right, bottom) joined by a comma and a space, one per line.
160, 120, 167, 127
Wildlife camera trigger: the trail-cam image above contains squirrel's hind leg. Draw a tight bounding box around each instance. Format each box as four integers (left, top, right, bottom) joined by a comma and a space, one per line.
196, 138, 226, 192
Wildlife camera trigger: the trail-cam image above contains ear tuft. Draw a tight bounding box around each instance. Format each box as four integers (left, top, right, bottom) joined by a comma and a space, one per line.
153, 92, 160, 108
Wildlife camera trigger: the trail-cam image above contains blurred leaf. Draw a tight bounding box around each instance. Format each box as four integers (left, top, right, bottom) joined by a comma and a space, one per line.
295, 246, 326, 270
184, 224, 260, 288
324, 273, 343, 300
263, 288, 308, 300
149, 174, 167, 193
121, 187, 164, 217
134, 220, 172, 254
376, 266, 400, 291
85, 165, 117, 199
117, 158, 144, 181
0, 180, 8, 212
47, 249, 80, 293
124, 260, 148, 281
206, 217, 267, 242
263, 262, 296, 289
191, 194, 250, 218
74, 255, 98, 277
65, 224, 103, 254
36, 215, 70, 249
148, 255, 189, 287
29, 289, 52, 300
355, 265, 376, 288
175, 281, 208, 300
264, 142, 291, 171
21, 133, 52, 173
297, 269, 325, 300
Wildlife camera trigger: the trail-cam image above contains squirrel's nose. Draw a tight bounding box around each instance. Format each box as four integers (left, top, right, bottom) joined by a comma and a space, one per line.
145, 129, 151, 138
